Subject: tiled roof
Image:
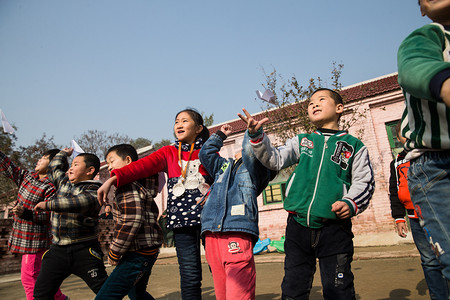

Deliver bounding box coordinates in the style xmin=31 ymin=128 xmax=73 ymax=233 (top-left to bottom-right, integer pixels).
xmin=208 ymin=73 xmax=400 ymax=135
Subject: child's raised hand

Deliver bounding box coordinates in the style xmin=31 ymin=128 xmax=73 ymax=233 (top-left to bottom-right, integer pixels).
xmin=63 ymin=147 xmax=74 ymax=156
xmin=331 ymin=201 xmax=352 ymax=219
xmin=237 ymin=108 xmax=269 ymax=135
xmin=221 ymin=124 xmax=232 ymax=137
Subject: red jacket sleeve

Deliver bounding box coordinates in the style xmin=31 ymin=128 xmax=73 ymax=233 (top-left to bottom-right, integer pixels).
xmin=112 ymin=146 xmax=170 ymax=187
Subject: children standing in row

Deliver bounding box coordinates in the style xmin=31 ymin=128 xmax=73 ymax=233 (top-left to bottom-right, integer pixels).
xmin=98 ymin=109 xmax=212 ymax=300
xmin=397 ymin=0 xmax=450 ymax=280
xmin=239 ymin=88 xmax=375 ymax=299
xmin=95 ymin=144 xmax=163 ymax=300
xmin=33 ymin=148 xmax=108 ymax=299
xmin=0 ymin=149 xmax=67 ymax=300
xmin=199 ymin=124 xmax=276 ymax=300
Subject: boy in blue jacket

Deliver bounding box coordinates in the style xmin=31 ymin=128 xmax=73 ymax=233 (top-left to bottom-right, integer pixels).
xmin=199 ymin=124 xmax=276 ymax=300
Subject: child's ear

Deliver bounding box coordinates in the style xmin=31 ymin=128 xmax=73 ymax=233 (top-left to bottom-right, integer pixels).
xmin=196 ymin=125 xmax=204 ymax=135
xmin=86 ymin=166 xmax=96 ymax=177
xmin=125 ymin=156 xmax=133 ymax=165
xmin=336 ymin=103 xmax=344 ymax=114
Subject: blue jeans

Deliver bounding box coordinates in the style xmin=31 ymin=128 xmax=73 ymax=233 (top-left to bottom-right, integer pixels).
xmin=95 ymin=252 xmax=158 ymax=300
xmin=408 ymin=151 xmax=450 ymax=281
xmin=410 ymin=218 xmax=449 ymax=300
xmin=173 ymin=225 xmax=202 ymax=300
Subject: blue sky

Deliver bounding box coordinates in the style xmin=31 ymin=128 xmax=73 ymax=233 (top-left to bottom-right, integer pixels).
xmin=0 ymin=1 xmax=428 ymax=148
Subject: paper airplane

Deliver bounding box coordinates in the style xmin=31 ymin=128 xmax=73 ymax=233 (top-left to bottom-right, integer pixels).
xmin=256 ymin=89 xmax=277 ymax=105
xmin=71 ymin=139 xmax=85 ymax=158
xmin=0 ymin=110 xmax=15 ymax=134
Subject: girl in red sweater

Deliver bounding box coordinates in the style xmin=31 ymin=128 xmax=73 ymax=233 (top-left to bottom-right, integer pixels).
xmin=98 ymin=108 xmax=211 ymax=300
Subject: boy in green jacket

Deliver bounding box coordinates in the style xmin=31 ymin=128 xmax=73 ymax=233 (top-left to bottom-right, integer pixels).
xmin=239 ymin=88 xmax=375 ymax=299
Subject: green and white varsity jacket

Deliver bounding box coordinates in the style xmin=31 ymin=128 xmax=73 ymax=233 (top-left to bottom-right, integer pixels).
xmin=250 ymin=129 xmax=375 ymax=228
xmin=398 ymin=23 xmax=450 ymax=151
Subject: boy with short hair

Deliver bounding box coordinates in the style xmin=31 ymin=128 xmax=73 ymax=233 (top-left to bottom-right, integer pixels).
xmin=397 ymin=0 xmax=450 ymax=280
xmin=95 ymin=144 xmax=163 ymax=300
xmin=33 ymin=148 xmax=108 ymax=300
xmin=0 ymin=149 xmax=67 ymax=300
xmin=199 ymin=124 xmax=276 ymax=300
xmin=239 ymin=88 xmax=375 ymax=299
xmin=389 ymin=121 xmax=448 ymax=299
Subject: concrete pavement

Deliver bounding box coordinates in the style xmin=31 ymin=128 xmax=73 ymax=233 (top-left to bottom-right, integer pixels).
xmin=0 ymin=243 xmax=433 ymax=299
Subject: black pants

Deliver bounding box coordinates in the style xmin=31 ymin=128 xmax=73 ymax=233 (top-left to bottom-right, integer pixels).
xmin=281 ymin=215 xmax=356 ymax=300
xmin=34 ymin=241 xmax=108 ymax=300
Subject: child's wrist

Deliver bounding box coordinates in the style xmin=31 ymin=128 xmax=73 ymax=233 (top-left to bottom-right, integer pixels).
xmin=248 ymin=127 xmax=263 ymax=138
xmin=216 ymin=130 xmax=227 ymax=140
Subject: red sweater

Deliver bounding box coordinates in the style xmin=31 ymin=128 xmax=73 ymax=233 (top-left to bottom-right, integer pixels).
xmin=112 ymin=142 xmax=211 ymax=229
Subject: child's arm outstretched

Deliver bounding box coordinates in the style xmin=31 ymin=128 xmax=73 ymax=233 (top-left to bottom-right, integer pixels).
xmin=98 ymin=147 xmax=169 ymax=205
xmin=199 ymin=124 xmax=232 ymax=176
xmin=238 ymin=108 xmax=300 ymax=170
xmin=35 ymin=183 xmax=101 ymax=214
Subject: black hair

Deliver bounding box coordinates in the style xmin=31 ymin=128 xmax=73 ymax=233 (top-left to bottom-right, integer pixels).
xmin=43 ymin=149 xmax=61 ymax=162
xmin=175 ymin=108 xmax=210 ymax=141
xmin=105 ymin=204 xmax=112 ymax=208
xmin=105 ymin=144 xmax=138 ymax=162
xmin=311 ymin=88 xmax=344 ymax=121
xmin=312 ymin=88 xmax=344 ymax=105
xmin=77 ymin=153 xmax=100 ymax=178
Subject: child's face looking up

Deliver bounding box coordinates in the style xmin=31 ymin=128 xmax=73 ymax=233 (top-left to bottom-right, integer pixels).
xmin=174 ymin=111 xmax=203 ymax=145
xmin=307 ymin=90 xmax=343 ymax=130
xmin=35 ymin=155 xmax=51 ymax=175
xmin=106 ymin=151 xmax=132 ymax=173
xmin=68 ymin=156 xmax=94 ymax=184
xmin=420 ymin=0 xmax=450 ymax=24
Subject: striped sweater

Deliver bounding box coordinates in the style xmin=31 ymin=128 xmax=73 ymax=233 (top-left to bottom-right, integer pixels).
xmin=398 ymin=23 xmax=450 ymax=151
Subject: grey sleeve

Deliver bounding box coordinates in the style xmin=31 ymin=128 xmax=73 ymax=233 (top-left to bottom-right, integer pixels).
xmin=250 ymin=133 xmax=300 ymax=171
xmin=342 ymin=146 xmax=375 ymax=215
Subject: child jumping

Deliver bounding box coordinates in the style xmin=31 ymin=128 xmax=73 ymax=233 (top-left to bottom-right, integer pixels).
xmin=95 ymin=144 xmax=163 ymax=300
xmin=33 ymin=148 xmax=108 ymax=299
xmin=0 ymin=149 xmax=67 ymax=300
xmin=239 ymin=88 xmax=375 ymax=299
xmin=199 ymin=124 xmax=276 ymax=300
xmin=98 ymin=108 xmax=212 ymax=300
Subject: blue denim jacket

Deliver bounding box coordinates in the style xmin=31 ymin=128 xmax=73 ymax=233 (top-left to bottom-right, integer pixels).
xmin=199 ymin=131 xmax=276 ymax=239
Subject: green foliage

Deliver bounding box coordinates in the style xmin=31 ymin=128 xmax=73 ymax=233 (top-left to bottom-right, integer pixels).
xmin=202 ymin=112 xmax=214 ymax=127
xmin=131 ymin=137 xmax=152 ymax=150
xmin=153 ymin=139 xmax=172 ymax=150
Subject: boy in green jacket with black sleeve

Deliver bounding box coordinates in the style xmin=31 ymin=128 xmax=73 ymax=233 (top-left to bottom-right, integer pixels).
xmin=239 ymin=88 xmax=375 ymax=299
